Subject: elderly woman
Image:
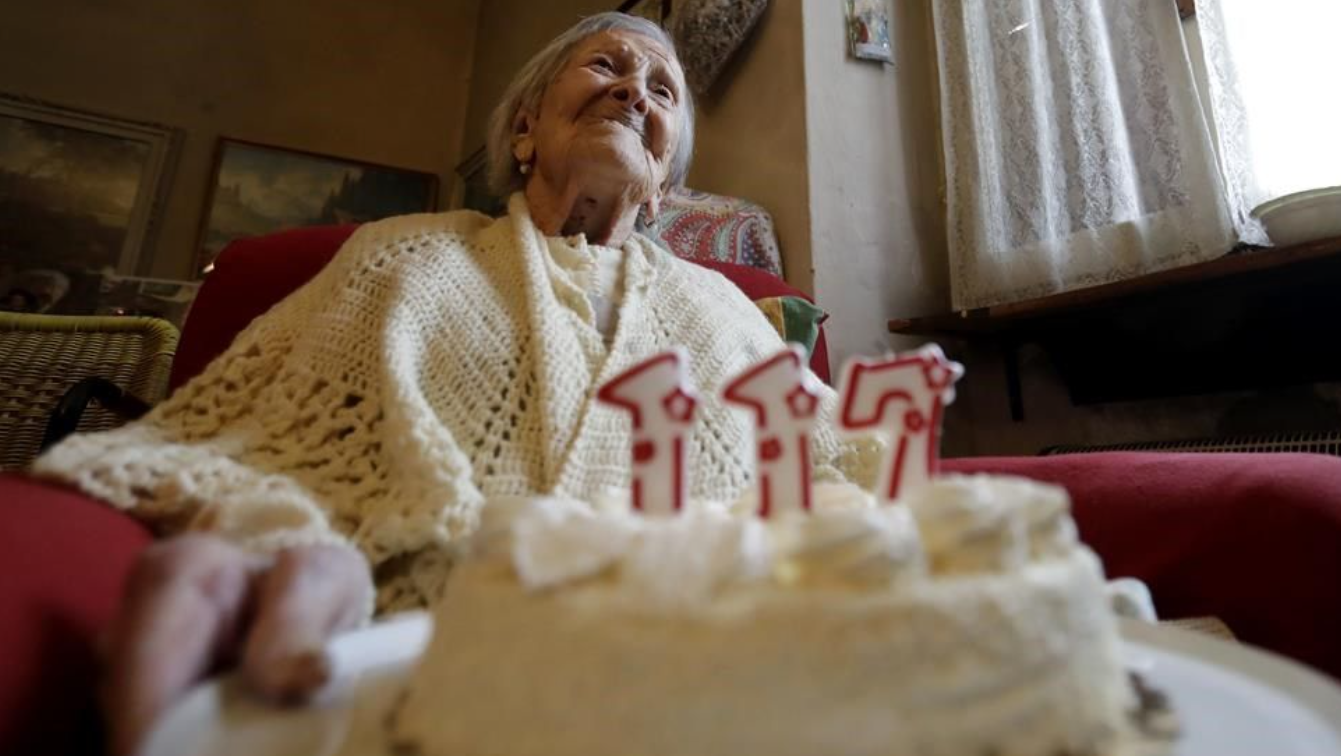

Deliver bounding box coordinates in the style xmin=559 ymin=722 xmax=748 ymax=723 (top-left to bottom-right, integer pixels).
xmin=30 ymin=12 xmax=870 ymax=756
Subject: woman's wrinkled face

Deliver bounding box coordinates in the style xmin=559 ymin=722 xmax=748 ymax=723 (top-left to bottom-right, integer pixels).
xmin=517 ymin=30 xmax=685 ymax=199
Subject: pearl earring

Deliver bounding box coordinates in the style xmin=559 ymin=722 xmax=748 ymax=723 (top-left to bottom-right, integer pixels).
xmin=519 ymin=162 xmax=532 ymax=175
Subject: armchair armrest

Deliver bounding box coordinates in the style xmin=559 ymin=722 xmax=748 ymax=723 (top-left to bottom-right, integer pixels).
xmin=946 ymin=451 xmax=1341 ymax=680
xmin=0 ymin=474 xmax=151 ymax=754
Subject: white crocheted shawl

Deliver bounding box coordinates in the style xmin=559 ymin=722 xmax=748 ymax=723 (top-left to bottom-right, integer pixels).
xmin=35 ymin=195 xmax=873 ymax=610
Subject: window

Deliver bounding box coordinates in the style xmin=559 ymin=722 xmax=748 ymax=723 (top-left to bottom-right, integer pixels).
xmin=1198 ymin=1 xmax=1341 ymax=204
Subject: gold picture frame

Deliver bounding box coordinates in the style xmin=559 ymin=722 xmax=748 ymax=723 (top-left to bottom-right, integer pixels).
xmin=195 ymin=138 xmax=438 ymax=276
xmin=0 ymin=94 xmax=178 ymax=277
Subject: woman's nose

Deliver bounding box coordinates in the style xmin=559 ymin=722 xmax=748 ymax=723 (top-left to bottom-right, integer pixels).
xmin=611 ymin=80 xmax=650 ymax=114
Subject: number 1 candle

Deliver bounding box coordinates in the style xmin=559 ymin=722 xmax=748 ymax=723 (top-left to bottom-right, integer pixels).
xmin=722 ymin=345 xmax=821 ymax=518
xmin=837 ymin=344 xmax=964 ymax=504
xmin=596 ymin=349 xmax=699 ymax=515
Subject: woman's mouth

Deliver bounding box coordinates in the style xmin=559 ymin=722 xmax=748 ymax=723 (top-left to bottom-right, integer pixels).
xmin=585 ymin=110 xmax=650 ymax=148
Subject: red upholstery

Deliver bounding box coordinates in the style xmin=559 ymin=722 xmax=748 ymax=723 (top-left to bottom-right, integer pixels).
xmin=945 ymin=452 xmax=1341 ymax=681
xmin=170 ymin=224 xmax=361 ymax=392
xmin=0 ymin=474 xmax=152 ymax=755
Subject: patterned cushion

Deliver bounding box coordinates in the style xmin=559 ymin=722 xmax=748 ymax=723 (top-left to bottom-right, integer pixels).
xmin=648 ymin=189 xmax=784 ymax=277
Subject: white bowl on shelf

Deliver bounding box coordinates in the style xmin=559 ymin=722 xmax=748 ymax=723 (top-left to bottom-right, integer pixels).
xmin=1251 ymin=187 xmax=1341 ymax=247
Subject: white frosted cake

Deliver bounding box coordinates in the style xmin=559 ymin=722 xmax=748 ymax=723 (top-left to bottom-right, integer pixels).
xmin=390 ymin=476 xmax=1172 ymax=756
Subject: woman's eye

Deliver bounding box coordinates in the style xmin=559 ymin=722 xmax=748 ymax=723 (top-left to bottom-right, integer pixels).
xmin=591 ymin=58 xmax=614 ymax=72
xmin=655 ymin=85 xmax=674 ymax=101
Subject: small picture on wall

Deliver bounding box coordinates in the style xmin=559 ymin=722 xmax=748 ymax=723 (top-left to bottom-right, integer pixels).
xmin=847 ymin=0 xmax=894 ymax=63
xmin=196 ymin=139 xmax=438 ymax=276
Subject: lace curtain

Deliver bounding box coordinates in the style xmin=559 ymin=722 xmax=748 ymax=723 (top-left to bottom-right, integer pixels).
xmin=931 ymin=0 xmax=1237 ymax=311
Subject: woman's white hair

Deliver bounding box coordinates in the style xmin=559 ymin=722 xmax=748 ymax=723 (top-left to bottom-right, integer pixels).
xmin=485 ymin=12 xmax=696 ymax=197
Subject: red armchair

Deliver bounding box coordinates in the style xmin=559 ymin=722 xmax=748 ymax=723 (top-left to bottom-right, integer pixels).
xmin=4 ymin=225 xmax=1341 ymax=755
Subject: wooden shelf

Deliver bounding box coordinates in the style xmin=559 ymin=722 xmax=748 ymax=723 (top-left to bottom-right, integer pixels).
xmin=888 ymin=236 xmax=1341 ymax=420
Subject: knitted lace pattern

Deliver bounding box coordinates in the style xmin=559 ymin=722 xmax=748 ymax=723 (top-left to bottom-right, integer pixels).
xmin=34 ymin=195 xmax=877 ymax=612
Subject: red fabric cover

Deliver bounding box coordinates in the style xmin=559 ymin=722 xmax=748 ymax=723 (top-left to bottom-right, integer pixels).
xmin=653 ymin=189 xmax=785 ymax=277
xmin=945 ymin=452 xmax=1341 ymax=681
xmin=170 ymin=224 xmax=360 ymax=391
xmin=171 ymin=225 xmax=831 ymax=390
xmin=0 ymin=474 xmax=152 ymax=755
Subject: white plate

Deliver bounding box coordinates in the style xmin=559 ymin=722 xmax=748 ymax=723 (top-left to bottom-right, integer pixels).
xmin=141 ymin=615 xmax=1341 ymax=756
xmin=138 ymin=612 xmax=434 ymax=756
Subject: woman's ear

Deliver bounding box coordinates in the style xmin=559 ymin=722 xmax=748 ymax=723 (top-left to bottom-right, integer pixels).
xmin=512 ymin=111 xmax=537 ymax=166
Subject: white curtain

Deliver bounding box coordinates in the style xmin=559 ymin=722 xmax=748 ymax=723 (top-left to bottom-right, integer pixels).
xmin=931 ymin=0 xmax=1237 ymax=311
xmin=1196 ymin=0 xmax=1341 ymax=215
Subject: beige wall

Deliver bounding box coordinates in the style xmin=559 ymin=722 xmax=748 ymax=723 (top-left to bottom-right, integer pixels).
xmin=801 ymin=0 xmax=948 ymax=370
xmin=685 ymin=0 xmax=813 ymax=293
xmin=0 ymin=0 xmax=480 ymax=280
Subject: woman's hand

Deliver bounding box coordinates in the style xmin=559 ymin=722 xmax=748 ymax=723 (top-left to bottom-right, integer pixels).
xmin=101 ymin=534 xmax=372 ymax=756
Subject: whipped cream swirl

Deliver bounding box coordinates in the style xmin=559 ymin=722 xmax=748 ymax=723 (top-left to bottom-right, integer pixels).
xmin=770 ymin=506 xmax=926 ymax=588
xmin=904 ymin=475 xmax=1031 ymax=576
xmin=474 ymin=476 xmax=1079 ymax=605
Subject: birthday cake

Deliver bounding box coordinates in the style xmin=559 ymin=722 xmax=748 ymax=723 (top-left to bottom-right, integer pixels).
xmin=389 ymin=346 xmax=1175 ymax=756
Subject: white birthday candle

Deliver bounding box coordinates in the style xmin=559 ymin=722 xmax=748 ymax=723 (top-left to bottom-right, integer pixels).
xmin=837 ymin=344 xmax=964 ymax=504
xmin=722 ymin=345 xmax=821 ymax=518
xmin=596 ymin=349 xmax=699 ymax=515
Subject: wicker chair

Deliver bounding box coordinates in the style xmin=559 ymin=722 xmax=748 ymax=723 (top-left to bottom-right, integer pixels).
xmin=0 ymin=313 xmax=178 ymax=471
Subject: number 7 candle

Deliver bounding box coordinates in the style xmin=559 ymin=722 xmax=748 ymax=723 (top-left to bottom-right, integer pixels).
xmin=721 ymin=345 xmax=821 ymax=518
xmin=596 ymin=349 xmax=699 ymax=516
xmin=837 ymin=344 xmax=964 ymax=504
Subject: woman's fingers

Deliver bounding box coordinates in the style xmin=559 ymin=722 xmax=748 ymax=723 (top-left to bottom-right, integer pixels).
xmin=101 ymin=535 xmax=263 ymax=756
xmin=241 ymin=544 xmax=372 ymax=703
xmin=101 ymin=538 xmax=371 ymax=755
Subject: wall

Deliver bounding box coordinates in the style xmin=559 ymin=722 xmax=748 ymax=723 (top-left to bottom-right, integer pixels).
xmin=800 ymin=0 xmax=949 ymax=369
xmin=684 ymin=0 xmax=813 ymax=293
xmin=0 ymin=0 xmax=480 ymax=280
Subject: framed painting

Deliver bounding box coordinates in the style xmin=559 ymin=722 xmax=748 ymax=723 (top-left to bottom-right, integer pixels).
xmin=847 ymin=0 xmax=894 ymax=63
xmin=0 ymin=95 xmax=177 ymax=309
xmin=195 ymin=139 xmax=439 ymax=276
xmin=618 ymin=0 xmax=671 ymax=25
